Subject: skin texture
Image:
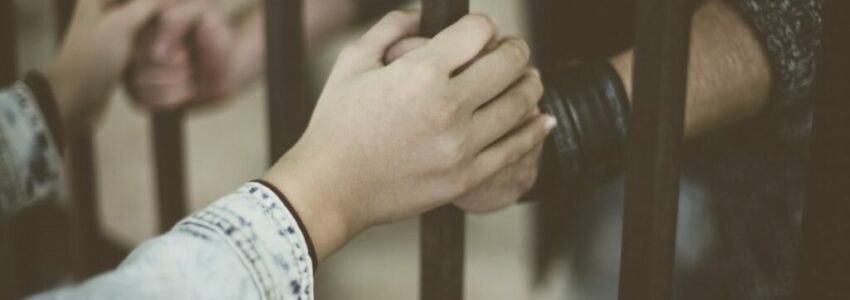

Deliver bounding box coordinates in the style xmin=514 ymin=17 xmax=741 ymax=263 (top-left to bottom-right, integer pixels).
xmin=262 ymin=12 xmax=554 ymax=261
xmin=46 ymin=0 xmax=169 ymax=132
xmin=610 ymin=0 xmax=773 ymax=139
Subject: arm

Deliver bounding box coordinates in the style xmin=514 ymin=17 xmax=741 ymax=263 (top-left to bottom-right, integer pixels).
xmin=611 ymin=0 xmax=773 ymax=139
xmin=541 ymin=0 xmax=820 ymax=183
xmin=0 ymin=0 xmax=162 ymax=217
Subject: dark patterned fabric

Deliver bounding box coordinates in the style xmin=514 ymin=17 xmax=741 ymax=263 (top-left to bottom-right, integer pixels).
xmin=730 ymin=0 xmax=823 ymax=108
xmin=0 ymin=81 xmax=62 ymax=217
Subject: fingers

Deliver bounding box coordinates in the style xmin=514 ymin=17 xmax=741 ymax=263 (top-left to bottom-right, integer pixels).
xmin=450 ymin=37 xmax=532 ymax=111
xmin=383 ymin=37 xmax=429 ymax=64
xmin=468 ymin=69 xmax=544 ymax=149
xmin=104 ymin=0 xmax=163 ymax=34
xmin=150 ymin=0 xmax=208 ymax=61
xmin=340 ymin=11 xmax=422 ymax=71
xmin=471 ymin=114 xmax=556 ymax=185
xmin=454 ymin=143 xmax=543 ymax=214
xmin=402 ymin=14 xmax=497 ymax=73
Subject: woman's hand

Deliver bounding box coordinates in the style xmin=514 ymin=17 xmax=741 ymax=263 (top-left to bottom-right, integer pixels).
xmin=46 ymin=0 xmax=166 ymax=131
xmin=263 ymin=11 xmax=554 ymax=260
xmin=385 ymin=36 xmax=546 ymax=214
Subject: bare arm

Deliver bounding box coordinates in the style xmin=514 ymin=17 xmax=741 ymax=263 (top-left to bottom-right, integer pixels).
xmin=610 ymin=0 xmax=773 ymax=139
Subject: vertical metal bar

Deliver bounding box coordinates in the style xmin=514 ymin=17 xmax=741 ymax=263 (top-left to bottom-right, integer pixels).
xmin=419 ymin=2 xmax=468 ymax=300
xmin=0 ymin=0 xmax=15 ymax=86
xmin=152 ymin=111 xmax=187 ymax=231
xmin=264 ymin=0 xmax=309 ymax=162
xmin=68 ymin=132 xmax=101 ymax=277
xmin=794 ymin=0 xmax=850 ymax=298
xmin=617 ymin=0 xmax=692 ymax=299
xmin=0 ymin=0 xmax=15 ymax=286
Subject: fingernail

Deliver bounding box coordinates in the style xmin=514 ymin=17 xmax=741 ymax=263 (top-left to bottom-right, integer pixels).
xmin=544 ymin=115 xmax=557 ymax=131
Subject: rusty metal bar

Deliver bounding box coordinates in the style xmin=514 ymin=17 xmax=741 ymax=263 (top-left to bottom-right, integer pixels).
xmin=419 ymin=2 xmax=468 ymax=300
xmin=264 ymin=0 xmax=309 ymax=162
xmin=152 ymin=111 xmax=188 ymax=231
xmin=794 ymin=0 xmax=850 ymax=298
xmin=617 ymin=0 xmax=692 ymax=299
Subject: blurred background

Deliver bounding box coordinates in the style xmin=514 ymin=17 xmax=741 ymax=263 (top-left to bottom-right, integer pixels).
xmin=9 ymin=0 xmax=580 ymax=298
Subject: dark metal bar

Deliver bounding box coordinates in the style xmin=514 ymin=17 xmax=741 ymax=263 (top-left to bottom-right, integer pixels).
xmin=617 ymin=0 xmax=692 ymax=299
xmin=152 ymin=111 xmax=188 ymax=231
xmin=0 ymin=4 xmax=17 ymax=295
xmin=419 ymin=2 xmax=468 ymax=300
xmin=264 ymin=0 xmax=309 ymax=162
xmin=0 ymin=0 xmax=16 ymax=86
xmin=68 ymin=132 xmax=102 ymax=277
xmin=794 ymin=0 xmax=850 ymax=298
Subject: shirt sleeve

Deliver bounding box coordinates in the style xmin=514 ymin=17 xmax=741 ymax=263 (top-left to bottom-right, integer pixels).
xmin=0 ymin=77 xmax=63 ymax=217
xmin=29 ymin=182 xmax=317 ymax=300
xmin=726 ymin=0 xmax=824 ymax=108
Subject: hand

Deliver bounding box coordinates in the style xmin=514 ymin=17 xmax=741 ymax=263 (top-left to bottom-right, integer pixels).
xmin=46 ymin=0 xmax=164 ymax=131
xmin=385 ymin=36 xmax=546 ymax=214
xmin=126 ymin=0 xmax=239 ymax=109
xmin=262 ymin=11 xmax=554 ymax=260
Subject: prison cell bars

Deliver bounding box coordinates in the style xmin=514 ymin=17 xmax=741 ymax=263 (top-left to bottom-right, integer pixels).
xmin=794 ymin=0 xmax=850 ymax=298
xmin=419 ymin=2 xmax=469 ymax=300
xmin=617 ymin=0 xmax=692 ymax=299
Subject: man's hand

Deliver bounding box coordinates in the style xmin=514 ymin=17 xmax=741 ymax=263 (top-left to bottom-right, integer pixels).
xmin=46 ymin=0 xmax=165 ymax=131
xmin=262 ymin=11 xmax=554 ymax=260
xmin=126 ymin=0 xmax=239 ymax=109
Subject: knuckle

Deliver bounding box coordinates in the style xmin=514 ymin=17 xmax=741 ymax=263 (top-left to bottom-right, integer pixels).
xmin=429 ymin=105 xmax=459 ymax=130
xmin=464 ymin=14 xmax=497 ymax=37
xmin=436 ymin=136 xmax=466 ymax=166
xmin=411 ymin=59 xmax=443 ymax=82
xmin=501 ymin=38 xmax=531 ymax=66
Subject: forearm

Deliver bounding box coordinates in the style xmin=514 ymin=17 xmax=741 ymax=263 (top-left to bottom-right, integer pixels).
xmin=610 ymin=0 xmax=772 ymax=139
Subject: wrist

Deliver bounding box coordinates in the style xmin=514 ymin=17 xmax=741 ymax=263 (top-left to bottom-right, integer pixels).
xmin=44 ymin=62 xmax=82 ymax=132
xmin=261 ymin=150 xmax=365 ymax=262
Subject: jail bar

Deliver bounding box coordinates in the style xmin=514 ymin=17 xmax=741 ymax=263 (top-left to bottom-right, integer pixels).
xmin=617 ymin=0 xmax=692 ymax=299
xmin=419 ymin=1 xmax=469 ymax=300
xmin=0 ymin=0 xmax=16 ymax=297
xmin=152 ymin=111 xmax=188 ymax=231
xmin=794 ymin=0 xmax=850 ymax=298
xmin=264 ymin=0 xmax=309 ymax=162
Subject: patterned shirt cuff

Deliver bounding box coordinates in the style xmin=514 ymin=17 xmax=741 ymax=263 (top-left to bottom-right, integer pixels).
xmin=175 ymin=182 xmax=316 ymax=299
xmin=0 ymin=81 xmax=63 ymax=215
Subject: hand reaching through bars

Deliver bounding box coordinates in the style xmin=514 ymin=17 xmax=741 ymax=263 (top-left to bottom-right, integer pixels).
xmin=125 ymin=0 xmax=375 ymax=110
xmin=44 ymin=0 xmax=166 ymax=132
xmin=385 ymin=36 xmax=546 ymax=213
xmin=262 ymin=11 xmax=554 ymax=260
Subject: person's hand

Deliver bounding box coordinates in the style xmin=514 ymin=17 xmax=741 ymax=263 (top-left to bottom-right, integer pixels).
xmin=385 ymin=36 xmax=545 ymax=213
xmin=46 ymin=0 xmax=165 ymax=131
xmin=126 ymin=0 xmax=239 ymax=109
xmin=262 ymin=11 xmax=554 ymax=260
